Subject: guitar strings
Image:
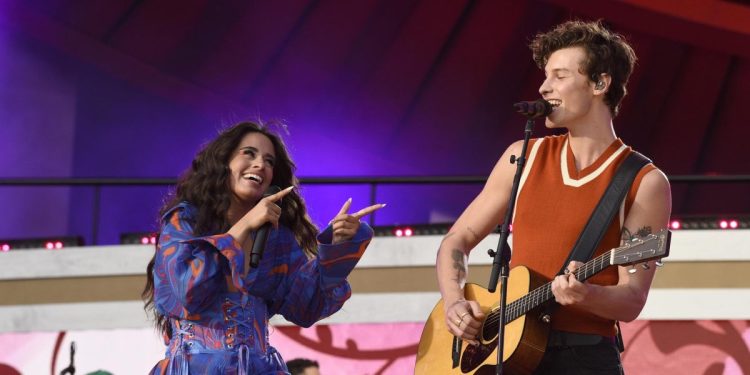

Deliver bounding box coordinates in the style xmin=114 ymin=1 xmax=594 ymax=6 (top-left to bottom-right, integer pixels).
xmin=477 ymin=233 xmax=662 ymax=330
xmin=480 ymin=252 xmax=612 ymax=328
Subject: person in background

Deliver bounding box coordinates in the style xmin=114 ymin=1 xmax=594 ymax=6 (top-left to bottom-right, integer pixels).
xmin=143 ymin=120 xmax=384 ymax=374
xmin=285 ymin=358 xmax=321 ymax=375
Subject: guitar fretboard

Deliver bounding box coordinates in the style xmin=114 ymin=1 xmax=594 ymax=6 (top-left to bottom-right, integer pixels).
xmin=505 ymin=252 xmax=612 ymax=322
xmin=480 ymin=231 xmax=667 ymax=331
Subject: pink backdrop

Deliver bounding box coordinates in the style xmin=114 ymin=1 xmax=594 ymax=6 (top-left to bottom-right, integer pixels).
xmin=0 ymin=321 xmax=748 ymax=374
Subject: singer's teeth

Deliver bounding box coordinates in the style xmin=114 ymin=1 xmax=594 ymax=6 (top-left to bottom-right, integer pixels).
xmin=548 ymin=99 xmax=562 ymax=107
xmin=243 ymin=174 xmax=263 ymax=183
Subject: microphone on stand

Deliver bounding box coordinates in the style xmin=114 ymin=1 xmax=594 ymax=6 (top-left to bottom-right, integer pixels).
xmin=513 ymin=99 xmax=553 ymax=118
xmin=249 ymin=185 xmax=282 ymax=268
xmin=488 ymin=98 xmax=552 ymax=374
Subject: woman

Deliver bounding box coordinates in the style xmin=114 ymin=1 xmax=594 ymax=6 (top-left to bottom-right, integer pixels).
xmin=143 ymin=121 xmax=383 ymax=374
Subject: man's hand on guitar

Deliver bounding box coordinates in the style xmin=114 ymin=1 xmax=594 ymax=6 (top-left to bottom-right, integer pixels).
xmin=551 ymin=261 xmax=591 ymax=305
xmin=444 ymin=298 xmax=486 ymax=346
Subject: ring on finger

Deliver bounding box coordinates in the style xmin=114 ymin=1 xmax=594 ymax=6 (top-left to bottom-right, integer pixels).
xmin=454 ymin=319 xmax=462 ymax=326
xmin=459 ymin=312 xmax=470 ymax=321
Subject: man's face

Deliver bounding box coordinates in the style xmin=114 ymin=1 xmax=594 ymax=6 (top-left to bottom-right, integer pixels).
xmin=301 ymin=367 xmax=320 ymax=375
xmin=538 ymin=46 xmax=599 ymax=128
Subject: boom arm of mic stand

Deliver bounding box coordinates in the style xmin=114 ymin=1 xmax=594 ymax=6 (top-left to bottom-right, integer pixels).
xmin=486 ymin=118 xmax=535 ymax=375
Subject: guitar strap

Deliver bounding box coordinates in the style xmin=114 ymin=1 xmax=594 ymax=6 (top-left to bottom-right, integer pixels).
xmin=554 ymin=150 xmax=651 ymax=352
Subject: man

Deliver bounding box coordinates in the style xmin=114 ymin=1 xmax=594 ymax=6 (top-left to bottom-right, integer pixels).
xmin=435 ymin=20 xmax=671 ymax=374
xmin=285 ymin=358 xmax=321 ymax=375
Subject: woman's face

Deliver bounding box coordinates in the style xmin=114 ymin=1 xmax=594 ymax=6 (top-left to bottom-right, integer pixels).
xmin=227 ymin=132 xmax=276 ymax=209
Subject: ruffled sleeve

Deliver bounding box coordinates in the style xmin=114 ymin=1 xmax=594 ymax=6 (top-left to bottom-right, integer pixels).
xmin=267 ymin=223 xmax=373 ymax=327
xmin=152 ymin=203 xmax=247 ymax=318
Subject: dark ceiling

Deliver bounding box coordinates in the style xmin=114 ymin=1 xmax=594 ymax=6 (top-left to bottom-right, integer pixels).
xmin=2 ymin=0 xmax=749 ymax=217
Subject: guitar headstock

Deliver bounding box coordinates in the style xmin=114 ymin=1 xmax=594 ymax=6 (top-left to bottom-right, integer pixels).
xmin=611 ymin=229 xmax=671 ymax=266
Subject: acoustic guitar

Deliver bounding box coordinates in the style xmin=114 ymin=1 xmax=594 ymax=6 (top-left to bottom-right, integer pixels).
xmin=415 ymin=229 xmax=671 ymax=374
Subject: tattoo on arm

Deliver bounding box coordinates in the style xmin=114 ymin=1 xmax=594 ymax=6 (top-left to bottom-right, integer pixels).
xmin=621 ymin=227 xmax=633 ymax=242
xmin=450 ymin=249 xmax=467 ymax=283
xmin=635 ymin=226 xmax=652 ymax=238
xmin=621 ymin=226 xmax=653 ymax=242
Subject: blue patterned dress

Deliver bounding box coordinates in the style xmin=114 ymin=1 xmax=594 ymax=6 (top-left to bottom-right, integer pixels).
xmin=149 ymin=202 xmax=373 ymax=374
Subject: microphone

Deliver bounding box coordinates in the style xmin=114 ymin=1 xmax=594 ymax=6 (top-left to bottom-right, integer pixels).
xmin=513 ymin=99 xmax=552 ymax=118
xmin=250 ymin=185 xmax=282 ymax=268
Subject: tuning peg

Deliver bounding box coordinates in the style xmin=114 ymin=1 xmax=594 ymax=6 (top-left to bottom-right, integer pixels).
xmin=641 ymin=263 xmax=650 ymax=270
xmin=487 ymin=249 xmax=496 ymax=257
xmin=655 ymin=260 xmax=664 ymax=267
xmin=628 ymin=265 xmax=637 ymax=274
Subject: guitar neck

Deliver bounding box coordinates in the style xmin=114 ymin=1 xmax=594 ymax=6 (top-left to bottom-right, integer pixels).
xmin=486 ymin=230 xmax=669 ymax=325
xmin=504 ymin=251 xmax=612 ymax=322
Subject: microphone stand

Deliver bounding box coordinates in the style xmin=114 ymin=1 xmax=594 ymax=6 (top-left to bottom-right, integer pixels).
xmin=486 ymin=117 xmax=536 ymax=375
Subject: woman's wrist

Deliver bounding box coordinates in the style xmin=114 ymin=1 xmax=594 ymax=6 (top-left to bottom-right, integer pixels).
xmin=227 ymin=224 xmax=250 ymax=244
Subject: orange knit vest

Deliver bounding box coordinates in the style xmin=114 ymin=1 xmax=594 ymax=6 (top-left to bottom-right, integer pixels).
xmin=509 ymin=134 xmax=655 ymax=336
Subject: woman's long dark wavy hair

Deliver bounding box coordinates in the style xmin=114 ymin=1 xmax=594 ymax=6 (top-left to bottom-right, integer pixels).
xmin=142 ymin=121 xmax=318 ymax=336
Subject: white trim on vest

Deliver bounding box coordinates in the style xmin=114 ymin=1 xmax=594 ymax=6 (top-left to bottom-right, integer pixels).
xmin=512 ymin=138 xmax=544 ymax=222
xmin=560 ymin=138 xmax=628 ymax=187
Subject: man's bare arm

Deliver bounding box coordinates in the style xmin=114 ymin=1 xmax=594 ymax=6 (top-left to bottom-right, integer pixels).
xmin=570 ymin=168 xmax=672 ymax=321
xmin=436 ymin=141 xmax=522 ymax=340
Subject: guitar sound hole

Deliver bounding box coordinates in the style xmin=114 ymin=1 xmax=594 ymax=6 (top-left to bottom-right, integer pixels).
xmin=481 ymin=313 xmax=499 ymax=342
xmin=460 ymin=337 xmax=498 ymax=372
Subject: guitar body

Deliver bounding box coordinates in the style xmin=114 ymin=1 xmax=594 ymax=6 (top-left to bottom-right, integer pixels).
xmin=415 ymin=266 xmax=550 ymax=375
xmin=415 ymin=231 xmax=671 ymax=374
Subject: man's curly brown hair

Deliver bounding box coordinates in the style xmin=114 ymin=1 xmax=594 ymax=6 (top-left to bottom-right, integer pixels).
xmin=530 ymin=20 xmax=636 ymax=116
